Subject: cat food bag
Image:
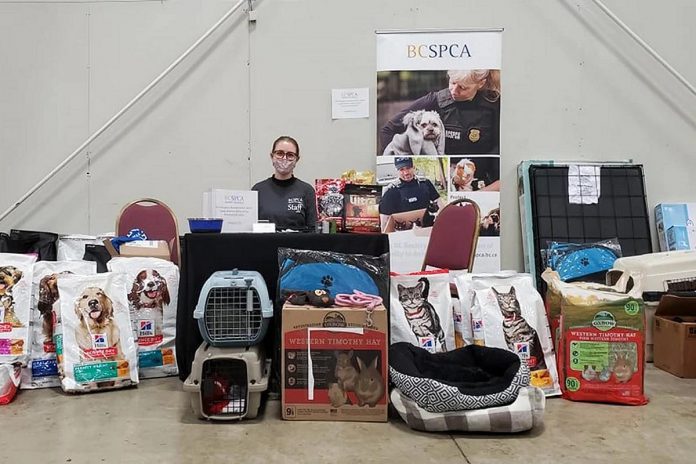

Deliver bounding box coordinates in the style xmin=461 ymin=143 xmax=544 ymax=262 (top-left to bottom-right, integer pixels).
xmin=55 ymin=272 xmax=138 ymax=393
xmin=453 ymin=271 xmax=526 ymax=347
xmin=107 ymin=257 xmax=179 ymax=378
xmin=463 ymin=273 xmax=560 ymax=396
xmin=315 ymin=178 xmax=346 ymax=229
xmin=343 ymin=184 xmax=382 ymax=233
xmin=0 ymin=253 xmax=37 ymax=365
xmin=544 ymin=270 xmax=648 ymax=405
xmin=390 ymin=270 xmax=454 ymax=353
xmin=21 ymin=260 xmax=97 ymax=389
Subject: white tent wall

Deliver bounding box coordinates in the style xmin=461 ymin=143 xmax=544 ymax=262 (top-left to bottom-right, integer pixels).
xmin=1 ymin=0 xmax=695 ymax=272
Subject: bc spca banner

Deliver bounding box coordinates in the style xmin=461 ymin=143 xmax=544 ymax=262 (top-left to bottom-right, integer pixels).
xmin=376 ymin=30 xmax=502 ymax=273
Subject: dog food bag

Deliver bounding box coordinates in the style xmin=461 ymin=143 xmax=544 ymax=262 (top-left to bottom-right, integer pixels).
xmin=55 ymin=272 xmax=138 ymax=393
xmin=343 ymin=184 xmax=382 ymax=234
xmin=544 ymin=270 xmax=648 ymax=405
xmin=390 ymin=270 xmax=454 ymax=353
xmin=472 ymin=273 xmax=561 ymax=397
xmin=315 ymin=178 xmax=346 ymax=229
xmin=107 ymin=257 xmax=179 ymax=378
xmin=21 ymin=260 xmax=97 ymax=389
xmin=0 ymin=253 xmax=37 ymax=365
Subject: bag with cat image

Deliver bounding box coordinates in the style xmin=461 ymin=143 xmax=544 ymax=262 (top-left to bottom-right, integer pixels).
xmin=469 ymin=273 xmax=561 ymax=397
xmin=0 ymin=253 xmax=37 ymax=365
xmin=453 ymin=271 xmax=523 ymax=347
xmin=21 ymin=260 xmax=97 ymax=389
xmin=390 ymin=270 xmax=454 ymax=353
xmin=55 ymin=272 xmax=139 ymax=393
xmin=107 ymin=257 xmax=179 ymax=378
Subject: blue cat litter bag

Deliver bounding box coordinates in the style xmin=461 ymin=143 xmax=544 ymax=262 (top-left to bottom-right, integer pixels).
xmin=277 ymin=248 xmax=389 ymax=303
xmin=547 ymin=241 xmax=620 ymax=282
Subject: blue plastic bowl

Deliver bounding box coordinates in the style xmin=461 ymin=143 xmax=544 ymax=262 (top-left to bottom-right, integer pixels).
xmin=188 ymin=218 xmax=224 ymax=233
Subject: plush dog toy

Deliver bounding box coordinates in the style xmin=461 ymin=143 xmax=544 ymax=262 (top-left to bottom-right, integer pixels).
xmin=283 ymin=289 xmax=334 ymax=307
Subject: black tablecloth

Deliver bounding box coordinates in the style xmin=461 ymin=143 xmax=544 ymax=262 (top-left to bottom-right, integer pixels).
xmin=176 ymin=232 xmax=390 ymax=383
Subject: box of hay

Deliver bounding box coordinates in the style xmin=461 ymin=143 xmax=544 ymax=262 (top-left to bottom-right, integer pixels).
xmin=544 ymin=270 xmax=648 ymax=405
xmin=281 ymin=303 xmax=388 ymax=422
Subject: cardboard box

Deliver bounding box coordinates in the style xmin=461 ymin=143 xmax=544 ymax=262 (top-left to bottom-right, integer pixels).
xmin=103 ymin=239 xmax=171 ymax=261
xmin=655 ymin=203 xmax=696 ymax=251
xmin=281 ymin=303 xmax=388 ymax=422
xmin=653 ymin=295 xmax=696 ymax=378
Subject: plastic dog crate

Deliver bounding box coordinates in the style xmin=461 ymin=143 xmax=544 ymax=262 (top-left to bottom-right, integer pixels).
xmin=607 ymin=250 xmax=696 ymax=362
xmin=193 ymin=270 xmax=273 ymax=347
xmin=183 ymin=343 xmax=270 ymax=420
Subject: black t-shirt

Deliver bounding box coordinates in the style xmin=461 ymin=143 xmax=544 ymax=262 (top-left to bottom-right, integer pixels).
xmin=379 ymin=178 xmax=440 ymax=215
xmin=252 ymin=176 xmax=317 ymax=231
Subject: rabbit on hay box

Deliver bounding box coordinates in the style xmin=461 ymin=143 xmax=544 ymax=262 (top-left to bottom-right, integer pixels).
xmin=281 ymin=302 xmax=388 ymax=422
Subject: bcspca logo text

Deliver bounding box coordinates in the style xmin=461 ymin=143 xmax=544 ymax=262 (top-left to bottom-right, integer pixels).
xmin=287 ymin=198 xmax=303 ymax=213
xmin=407 ymin=43 xmax=471 ymax=58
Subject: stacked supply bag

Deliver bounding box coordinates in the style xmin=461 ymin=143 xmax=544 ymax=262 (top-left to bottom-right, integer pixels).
xmin=453 ymin=272 xmax=560 ymax=396
xmin=22 ymin=260 xmax=97 ymax=389
xmin=107 ymin=257 xmax=179 ymax=378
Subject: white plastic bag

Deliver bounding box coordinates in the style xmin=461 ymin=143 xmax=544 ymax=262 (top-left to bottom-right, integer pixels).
xmin=57 ymin=234 xmax=112 ymax=261
xmin=390 ymin=270 xmax=454 ymax=353
xmin=21 ymin=260 xmax=96 ymax=389
xmin=0 ymin=253 xmax=37 ymax=365
xmin=55 ymin=272 xmax=138 ymax=392
xmin=107 ymin=257 xmax=179 ymax=378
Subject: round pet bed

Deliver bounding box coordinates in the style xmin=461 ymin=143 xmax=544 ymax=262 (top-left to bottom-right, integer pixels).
xmin=389 ymin=342 xmax=530 ymax=413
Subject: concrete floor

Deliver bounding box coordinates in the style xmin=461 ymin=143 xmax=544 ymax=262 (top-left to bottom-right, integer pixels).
xmin=3 ymin=364 xmax=695 ymax=464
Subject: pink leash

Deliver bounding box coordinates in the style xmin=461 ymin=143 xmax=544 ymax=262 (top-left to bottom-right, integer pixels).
xmin=334 ymin=290 xmax=383 ymax=309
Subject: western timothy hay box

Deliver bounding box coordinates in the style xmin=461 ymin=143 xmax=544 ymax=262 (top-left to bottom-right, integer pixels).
xmin=281 ymin=303 xmax=388 ymax=422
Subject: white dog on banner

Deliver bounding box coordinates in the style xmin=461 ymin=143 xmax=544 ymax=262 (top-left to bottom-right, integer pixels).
xmin=383 ymin=110 xmax=446 ymax=156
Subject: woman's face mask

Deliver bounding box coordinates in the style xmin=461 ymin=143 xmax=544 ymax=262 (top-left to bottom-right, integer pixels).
xmin=273 ymin=157 xmax=296 ymax=175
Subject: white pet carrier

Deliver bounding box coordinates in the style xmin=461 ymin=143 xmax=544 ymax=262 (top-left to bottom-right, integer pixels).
xmin=183 ymin=343 xmax=270 ymax=420
xmin=193 ymin=270 xmax=273 ymax=347
xmin=607 ymin=250 xmax=696 ymax=361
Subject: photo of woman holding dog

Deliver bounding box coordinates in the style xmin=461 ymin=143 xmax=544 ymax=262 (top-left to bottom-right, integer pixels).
xmin=378 ymin=69 xmax=500 ymax=156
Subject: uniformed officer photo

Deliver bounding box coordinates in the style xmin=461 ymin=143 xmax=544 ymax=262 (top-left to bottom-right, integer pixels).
xmin=378 ymin=69 xmax=500 ymax=156
xmin=379 ymin=157 xmax=447 ymax=233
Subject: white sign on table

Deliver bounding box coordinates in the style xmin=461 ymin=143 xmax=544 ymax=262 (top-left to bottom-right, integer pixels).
xmin=202 ymin=189 xmax=258 ymax=232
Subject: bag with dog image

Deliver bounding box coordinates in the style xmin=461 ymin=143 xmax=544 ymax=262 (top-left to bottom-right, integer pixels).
xmin=21 ymin=260 xmax=97 ymax=389
xmin=0 ymin=253 xmax=37 ymax=365
xmin=107 ymin=257 xmax=179 ymax=378
xmin=55 ymin=272 xmax=138 ymax=393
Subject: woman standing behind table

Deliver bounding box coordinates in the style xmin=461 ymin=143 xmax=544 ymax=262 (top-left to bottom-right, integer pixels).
xmin=252 ymin=136 xmax=317 ymax=231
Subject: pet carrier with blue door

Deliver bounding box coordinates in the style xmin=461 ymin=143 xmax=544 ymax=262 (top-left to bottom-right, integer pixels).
xmin=193 ymin=270 xmax=273 ymax=347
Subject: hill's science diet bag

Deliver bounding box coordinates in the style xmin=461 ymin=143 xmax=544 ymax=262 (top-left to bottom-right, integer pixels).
xmin=55 ymin=272 xmax=138 ymax=393
xmin=22 ymin=260 xmax=97 ymax=389
xmin=0 ymin=253 xmax=37 ymax=365
xmin=464 ymin=273 xmax=560 ymax=396
xmin=107 ymin=257 xmax=179 ymax=378
xmin=543 ymin=270 xmax=648 ymax=405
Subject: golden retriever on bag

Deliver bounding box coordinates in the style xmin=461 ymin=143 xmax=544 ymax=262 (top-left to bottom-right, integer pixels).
xmin=74 ymin=287 xmax=123 ymax=361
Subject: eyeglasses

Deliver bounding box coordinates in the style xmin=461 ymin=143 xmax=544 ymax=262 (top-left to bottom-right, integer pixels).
xmin=272 ymin=150 xmax=298 ymax=160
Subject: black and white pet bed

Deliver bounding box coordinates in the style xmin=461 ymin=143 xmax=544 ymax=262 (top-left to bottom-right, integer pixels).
xmin=391 ymin=386 xmax=545 ymax=433
xmin=389 ymin=342 xmax=530 ymax=413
